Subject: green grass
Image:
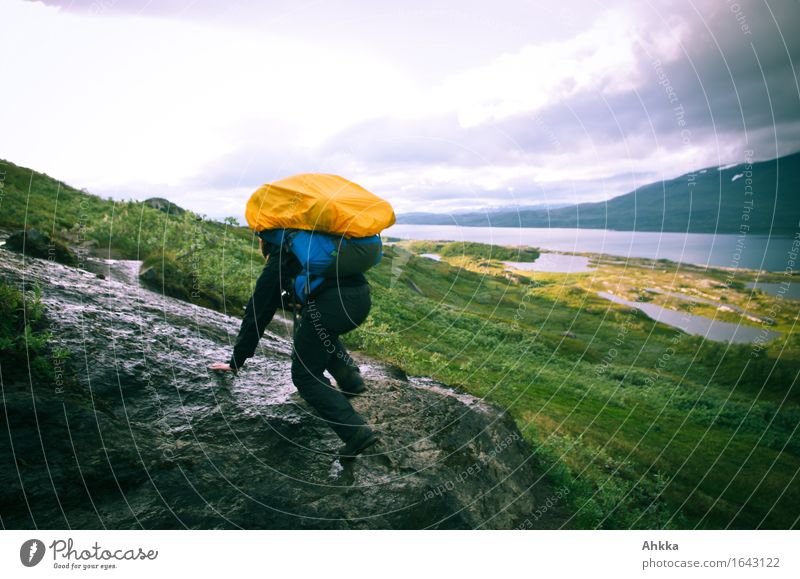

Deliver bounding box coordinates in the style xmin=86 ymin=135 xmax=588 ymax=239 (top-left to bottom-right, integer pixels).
xmin=2 ymin=158 xmax=798 ymax=529
xmin=407 ymin=240 xmax=540 ymax=262
xmin=0 ymin=158 xmax=263 ymax=314
xmin=345 ymin=243 xmax=800 ymax=528
xmin=0 ymin=280 xmax=52 ymax=382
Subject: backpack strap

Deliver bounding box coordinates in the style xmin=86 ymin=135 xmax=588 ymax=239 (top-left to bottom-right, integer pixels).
xmin=260 ymin=228 xmax=303 ymax=336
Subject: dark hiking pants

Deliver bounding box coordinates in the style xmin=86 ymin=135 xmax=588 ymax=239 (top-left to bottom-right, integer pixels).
xmin=290 ymin=283 xmax=371 ymax=443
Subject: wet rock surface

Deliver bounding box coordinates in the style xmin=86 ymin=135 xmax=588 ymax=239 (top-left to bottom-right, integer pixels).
xmin=4 ymin=228 xmax=76 ymax=266
xmin=0 ymin=248 xmax=566 ymax=529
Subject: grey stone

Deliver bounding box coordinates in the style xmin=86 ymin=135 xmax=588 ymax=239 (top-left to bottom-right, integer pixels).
xmin=0 ymin=246 xmax=566 ymax=529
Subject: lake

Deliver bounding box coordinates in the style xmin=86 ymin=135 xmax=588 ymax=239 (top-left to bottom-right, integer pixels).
xmin=503 ymin=254 xmax=594 ymax=273
xmin=418 ymin=249 xmax=593 ymax=273
xmin=386 ymin=224 xmax=797 ymax=272
xmin=597 ymin=291 xmax=780 ymax=344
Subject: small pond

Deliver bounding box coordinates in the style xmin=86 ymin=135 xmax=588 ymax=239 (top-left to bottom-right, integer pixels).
xmin=597 ymin=291 xmax=780 ymax=344
xmin=644 ymin=288 xmax=765 ymax=322
xmin=746 ymin=281 xmax=800 ymax=300
xmin=504 ymin=253 xmax=594 ymax=274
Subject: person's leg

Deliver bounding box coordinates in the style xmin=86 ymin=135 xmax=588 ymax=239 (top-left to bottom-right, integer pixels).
xmin=327 ymin=338 xmax=357 ymax=372
xmin=327 ymin=338 xmax=366 ymax=395
xmin=291 ymin=284 xmax=371 ymax=443
xmin=319 ymin=283 xmax=371 ymax=376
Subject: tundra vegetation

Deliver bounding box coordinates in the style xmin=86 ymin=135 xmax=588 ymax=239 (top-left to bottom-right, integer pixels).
xmin=2 ymin=158 xmax=798 ymax=529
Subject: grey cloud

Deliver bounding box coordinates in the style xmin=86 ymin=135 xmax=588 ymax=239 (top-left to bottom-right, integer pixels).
xmin=163 ymin=0 xmax=800 ymax=215
xmin=484 ymin=1 xmax=800 ymax=174
xmin=184 ymin=117 xmax=323 ymax=190
xmin=318 ymin=114 xmax=520 ymax=167
xmin=638 ymin=0 xmax=800 ymax=156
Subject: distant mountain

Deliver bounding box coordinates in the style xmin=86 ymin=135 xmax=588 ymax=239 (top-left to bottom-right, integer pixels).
xmin=398 ymin=203 xmax=572 ymax=223
xmin=396 ymin=152 xmax=800 ymax=234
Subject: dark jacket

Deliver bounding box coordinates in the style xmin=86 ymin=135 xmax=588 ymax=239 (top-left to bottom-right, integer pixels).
xmin=228 ymin=249 xmax=367 ymax=370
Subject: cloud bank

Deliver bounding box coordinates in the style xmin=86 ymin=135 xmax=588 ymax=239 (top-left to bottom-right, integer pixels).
xmin=2 ymin=0 xmax=798 ymax=219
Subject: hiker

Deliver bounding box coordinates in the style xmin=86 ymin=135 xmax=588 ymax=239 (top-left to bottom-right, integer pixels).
xmin=209 ymin=233 xmax=379 ymax=457
xmin=209 ymin=173 xmax=394 ymax=457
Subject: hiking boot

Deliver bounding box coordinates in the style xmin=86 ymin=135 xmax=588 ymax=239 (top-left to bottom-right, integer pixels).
xmin=338 ymin=426 xmax=378 ymax=458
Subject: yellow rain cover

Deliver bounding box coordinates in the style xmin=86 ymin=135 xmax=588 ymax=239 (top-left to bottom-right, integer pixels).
xmin=245 ymin=173 xmax=396 ymax=238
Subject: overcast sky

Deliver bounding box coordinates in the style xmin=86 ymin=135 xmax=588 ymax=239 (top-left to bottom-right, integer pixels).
xmin=2 ymin=0 xmax=799 ymax=220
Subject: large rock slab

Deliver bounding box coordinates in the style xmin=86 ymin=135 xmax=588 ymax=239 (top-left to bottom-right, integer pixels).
xmin=0 ymin=247 xmax=565 ymax=529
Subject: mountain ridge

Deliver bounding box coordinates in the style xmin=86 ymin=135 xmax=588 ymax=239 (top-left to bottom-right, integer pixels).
xmin=396 ymin=152 xmax=800 ymax=234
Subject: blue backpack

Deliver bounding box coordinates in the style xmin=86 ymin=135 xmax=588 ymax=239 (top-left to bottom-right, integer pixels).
xmin=258 ymin=228 xmax=383 ymax=304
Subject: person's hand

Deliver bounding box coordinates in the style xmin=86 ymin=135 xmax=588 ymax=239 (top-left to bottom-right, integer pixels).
xmin=208 ymin=362 xmax=235 ymax=372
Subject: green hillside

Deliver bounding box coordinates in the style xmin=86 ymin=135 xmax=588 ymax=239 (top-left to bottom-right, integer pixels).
xmin=0 ymin=158 xmax=262 ymax=313
xmin=352 ymin=242 xmax=799 ymax=529
xmin=397 ymin=152 xmax=800 ymax=234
